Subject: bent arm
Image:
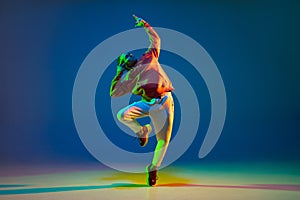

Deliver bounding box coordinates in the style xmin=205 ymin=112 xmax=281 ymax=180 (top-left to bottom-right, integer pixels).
xmin=110 ymin=69 xmax=125 ymax=97
xmin=110 ymin=67 xmax=140 ymax=97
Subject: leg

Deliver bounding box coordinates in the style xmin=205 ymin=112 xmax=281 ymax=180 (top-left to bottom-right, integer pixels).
xmin=117 ymin=101 xmax=151 ymax=133
xmin=149 ymin=92 xmax=174 ymax=168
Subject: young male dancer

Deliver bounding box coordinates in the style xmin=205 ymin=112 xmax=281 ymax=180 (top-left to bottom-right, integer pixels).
xmin=110 ymin=15 xmax=174 ymax=186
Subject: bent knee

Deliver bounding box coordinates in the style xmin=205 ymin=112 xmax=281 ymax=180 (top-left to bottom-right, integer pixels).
xmin=117 ymin=109 xmax=132 ymax=122
xmin=117 ymin=110 xmax=125 ymax=122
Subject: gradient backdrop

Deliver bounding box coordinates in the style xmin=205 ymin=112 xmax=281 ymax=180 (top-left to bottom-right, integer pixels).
xmin=0 ymin=0 xmax=299 ymax=167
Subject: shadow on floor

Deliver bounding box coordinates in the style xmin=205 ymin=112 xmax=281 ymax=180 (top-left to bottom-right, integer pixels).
xmin=1 ymin=182 xmax=300 ymax=195
xmin=158 ymin=183 xmax=300 ymax=191
xmin=0 ymin=184 xmax=29 ymax=188
xmin=0 ymin=183 xmax=148 ymax=195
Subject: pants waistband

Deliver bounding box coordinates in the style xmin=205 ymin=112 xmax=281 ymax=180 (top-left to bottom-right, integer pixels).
xmin=142 ymin=92 xmax=171 ymax=102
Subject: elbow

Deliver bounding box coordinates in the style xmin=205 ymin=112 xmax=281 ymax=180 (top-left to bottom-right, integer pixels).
xmin=156 ymin=36 xmax=161 ymax=44
xmin=110 ymin=90 xmax=123 ymax=97
xmin=110 ymin=90 xmax=117 ymax=97
xmin=152 ymin=36 xmax=160 ymax=45
xmin=110 ymin=83 xmax=118 ymax=97
xmin=110 ymin=93 xmax=118 ymax=98
xmin=154 ymin=36 xmax=161 ymax=48
xmin=110 ymin=87 xmax=116 ymax=97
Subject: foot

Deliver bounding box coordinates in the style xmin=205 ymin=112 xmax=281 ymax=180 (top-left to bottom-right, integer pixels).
xmin=137 ymin=124 xmax=152 ymax=147
xmin=146 ymin=164 xmax=158 ymax=186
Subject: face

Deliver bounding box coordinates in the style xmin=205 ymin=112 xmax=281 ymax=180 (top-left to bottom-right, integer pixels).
xmin=125 ymin=53 xmax=137 ymax=68
xmin=118 ymin=53 xmax=137 ymax=70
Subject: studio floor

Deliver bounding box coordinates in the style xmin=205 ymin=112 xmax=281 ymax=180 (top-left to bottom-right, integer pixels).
xmin=0 ymin=162 xmax=299 ymax=200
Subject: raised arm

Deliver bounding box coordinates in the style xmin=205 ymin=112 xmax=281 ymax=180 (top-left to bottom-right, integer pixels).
xmin=133 ymin=15 xmax=160 ymax=58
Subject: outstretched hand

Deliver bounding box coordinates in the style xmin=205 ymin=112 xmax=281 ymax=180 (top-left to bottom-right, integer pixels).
xmin=133 ymin=14 xmax=146 ymax=27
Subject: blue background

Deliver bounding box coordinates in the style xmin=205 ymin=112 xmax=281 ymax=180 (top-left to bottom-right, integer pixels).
xmin=1 ymin=0 xmax=299 ymax=166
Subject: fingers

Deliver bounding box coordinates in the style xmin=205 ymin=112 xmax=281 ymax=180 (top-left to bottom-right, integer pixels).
xmin=133 ymin=14 xmax=138 ymax=20
xmin=133 ymin=14 xmax=146 ymax=27
xmin=133 ymin=14 xmax=142 ymax=22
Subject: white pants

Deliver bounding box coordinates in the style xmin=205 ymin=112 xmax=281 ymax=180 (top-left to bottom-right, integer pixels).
xmin=117 ymin=92 xmax=174 ymax=168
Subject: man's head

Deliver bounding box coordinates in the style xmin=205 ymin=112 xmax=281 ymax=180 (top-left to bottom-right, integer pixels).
xmin=117 ymin=52 xmax=137 ymax=71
